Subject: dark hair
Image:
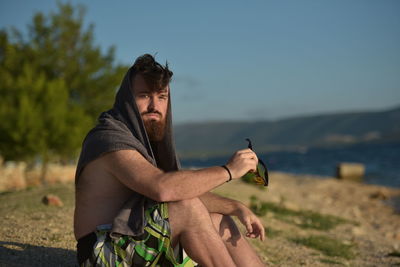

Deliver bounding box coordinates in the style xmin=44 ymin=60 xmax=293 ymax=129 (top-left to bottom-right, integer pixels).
xmin=132 ymin=54 xmax=173 ymax=91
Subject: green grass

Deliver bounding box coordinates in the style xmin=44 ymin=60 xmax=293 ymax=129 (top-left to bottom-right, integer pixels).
xmin=291 ymin=235 xmax=355 ymax=259
xmin=265 ymin=227 xmax=282 ymax=239
xmin=276 ymin=209 xmax=349 ymax=231
xmin=249 ymin=195 xmax=269 ymax=216
xmin=249 ymin=195 xmax=354 ymax=231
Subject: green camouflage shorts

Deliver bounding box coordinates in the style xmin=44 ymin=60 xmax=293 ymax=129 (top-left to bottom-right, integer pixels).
xmin=80 ymin=203 xmax=195 ymax=267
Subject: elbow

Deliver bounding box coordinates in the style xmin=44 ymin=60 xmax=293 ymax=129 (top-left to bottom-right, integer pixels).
xmin=152 ymin=178 xmax=175 ymax=202
xmin=156 ymin=190 xmax=172 ymax=202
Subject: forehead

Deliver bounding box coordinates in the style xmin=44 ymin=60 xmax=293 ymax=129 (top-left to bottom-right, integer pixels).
xmin=132 ymin=74 xmax=169 ymax=94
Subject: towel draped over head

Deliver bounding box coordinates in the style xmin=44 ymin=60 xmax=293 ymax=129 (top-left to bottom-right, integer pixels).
xmin=75 ymin=63 xmax=180 ymax=237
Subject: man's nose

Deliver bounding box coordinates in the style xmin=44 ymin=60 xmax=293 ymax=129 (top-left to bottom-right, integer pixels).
xmin=147 ymin=95 xmax=158 ymax=111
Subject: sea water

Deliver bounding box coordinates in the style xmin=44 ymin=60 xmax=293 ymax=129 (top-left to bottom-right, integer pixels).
xmin=180 ymin=142 xmax=400 ymax=188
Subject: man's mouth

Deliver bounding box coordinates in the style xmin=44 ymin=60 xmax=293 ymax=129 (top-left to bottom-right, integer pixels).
xmin=144 ymin=113 xmax=161 ymax=119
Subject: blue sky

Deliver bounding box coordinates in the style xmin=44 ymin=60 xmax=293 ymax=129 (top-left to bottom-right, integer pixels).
xmin=1 ymin=0 xmax=399 ymax=124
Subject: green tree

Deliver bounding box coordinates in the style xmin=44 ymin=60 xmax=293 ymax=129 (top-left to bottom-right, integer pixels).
xmin=0 ymin=3 xmax=127 ymax=182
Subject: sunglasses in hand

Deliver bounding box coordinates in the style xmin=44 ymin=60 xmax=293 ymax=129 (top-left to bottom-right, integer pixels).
xmin=241 ymin=138 xmax=269 ymax=186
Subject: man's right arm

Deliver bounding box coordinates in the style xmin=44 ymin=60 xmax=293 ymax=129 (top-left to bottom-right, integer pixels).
xmin=101 ymin=149 xmax=257 ymax=202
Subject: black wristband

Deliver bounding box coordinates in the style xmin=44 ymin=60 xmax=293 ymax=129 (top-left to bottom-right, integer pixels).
xmin=221 ymin=165 xmax=232 ymax=183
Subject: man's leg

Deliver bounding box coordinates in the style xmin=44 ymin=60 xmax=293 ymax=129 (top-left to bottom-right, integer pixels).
xmin=210 ymin=213 xmax=265 ymax=267
xmin=168 ymin=198 xmax=237 ymax=267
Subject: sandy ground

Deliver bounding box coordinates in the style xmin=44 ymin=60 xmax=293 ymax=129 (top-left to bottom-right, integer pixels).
xmin=214 ymin=172 xmax=400 ymax=266
xmin=0 ymin=172 xmax=399 ymax=266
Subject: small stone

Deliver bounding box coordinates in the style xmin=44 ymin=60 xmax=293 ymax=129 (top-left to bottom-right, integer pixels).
xmin=369 ymin=189 xmax=390 ymax=200
xmin=42 ymin=194 xmax=63 ymax=207
xmin=336 ymin=162 xmax=365 ymax=182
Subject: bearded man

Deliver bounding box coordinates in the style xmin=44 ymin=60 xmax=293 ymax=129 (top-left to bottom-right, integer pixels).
xmin=74 ymin=54 xmax=266 ymax=267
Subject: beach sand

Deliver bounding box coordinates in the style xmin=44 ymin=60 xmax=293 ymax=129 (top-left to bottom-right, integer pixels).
xmin=214 ymin=172 xmax=400 ymax=266
xmin=0 ymin=171 xmax=399 ymax=266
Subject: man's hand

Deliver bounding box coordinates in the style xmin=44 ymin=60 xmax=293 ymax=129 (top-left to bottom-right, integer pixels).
xmin=234 ymin=204 xmax=265 ymax=241
xmin=226 ymin=148 xmax=258 ymax=179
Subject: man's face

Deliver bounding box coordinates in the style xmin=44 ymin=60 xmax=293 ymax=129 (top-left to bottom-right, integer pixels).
xmin=133 ymin=74 xmax=169 ymax=141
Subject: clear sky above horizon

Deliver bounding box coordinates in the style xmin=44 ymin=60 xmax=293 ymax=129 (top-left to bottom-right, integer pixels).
xmin=1 ymin=0 xmax=399 ymax=124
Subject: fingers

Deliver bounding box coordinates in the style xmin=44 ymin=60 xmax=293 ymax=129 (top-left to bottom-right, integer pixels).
xmin=236 ymin=148 xmax=254 ymax=154
xmin=246 ymin=220 xmax=265 ymax=241
xmin=238 ymin=207 xmax=265 ymax=241
xmin=236 ymin=149 xmax=258 ymax=170
xmin=245 ymin=219 xmax=253 ymax=235
xmin=227 ymin=148 xmax=259 ymax=179
xmin=236 ymin=149 xmax=258 ymax=160
xmin=260 ymin=224 xmax=265 ymax=241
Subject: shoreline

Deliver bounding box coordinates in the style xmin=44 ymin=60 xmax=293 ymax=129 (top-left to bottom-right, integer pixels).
xmin=185 ymin=164 xmax=400 ymax=189
xmin=0 ymin=161 xmax=399 ymax=192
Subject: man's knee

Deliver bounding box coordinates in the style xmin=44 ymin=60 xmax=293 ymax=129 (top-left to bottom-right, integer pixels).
xmin=210 ymin=213 xmax=241 ymax=244
xmin=168 ymin=198 xmax=217 ymax=247
xmin=168 ymin=198 xmax=210 ymax=226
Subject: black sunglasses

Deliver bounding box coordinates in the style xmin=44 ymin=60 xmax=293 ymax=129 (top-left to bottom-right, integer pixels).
xmin=246 ymin=138 xmax=269 ymax=186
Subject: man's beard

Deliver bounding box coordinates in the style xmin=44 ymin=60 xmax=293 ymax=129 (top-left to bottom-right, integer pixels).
xmin=143 ymin=117 xmax=166 ymax=142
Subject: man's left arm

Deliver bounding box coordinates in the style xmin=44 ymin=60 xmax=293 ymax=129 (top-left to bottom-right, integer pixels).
xmin=199 ymin=192 xmax=265 ymax=241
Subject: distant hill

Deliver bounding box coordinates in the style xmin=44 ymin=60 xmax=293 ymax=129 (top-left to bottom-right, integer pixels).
xmin=174 ymin=106 xmax=400 ymax=158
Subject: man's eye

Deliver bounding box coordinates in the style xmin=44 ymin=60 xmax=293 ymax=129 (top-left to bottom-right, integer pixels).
xmin=159 ymin=94 xmax=168 ymax=100
xmin=138 ymin=94 xmax=149 ymax=98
